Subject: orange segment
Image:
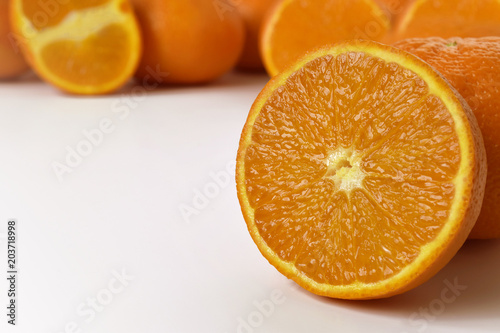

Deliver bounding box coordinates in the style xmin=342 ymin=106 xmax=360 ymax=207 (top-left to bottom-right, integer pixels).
xmin=11 ymin=0 xmax=141 ymax=94
xmin=237 ymin=41 xmax=487 ymax=299
xmin=261 ymin=0 xmax=391 ymax=76
xmin=40 ymin=24 xmax=132 ymax=86
xmin=394 ymin=0 xmax=500 ymax=41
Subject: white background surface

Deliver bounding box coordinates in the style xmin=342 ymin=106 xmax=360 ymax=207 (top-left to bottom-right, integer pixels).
xmin=0 ymin=72 xmax=499 ymax=333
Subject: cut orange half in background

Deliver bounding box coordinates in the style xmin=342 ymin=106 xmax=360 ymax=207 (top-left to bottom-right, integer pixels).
xmin=236 ymin=41 xmax=487 ymax=299
xmin=260 ymin=0 xmax=391 ymax=76
xmin=10 ymin=0 xmax=142 ymax=94
xmin=393 ymin=0 xmax=500 ymax=41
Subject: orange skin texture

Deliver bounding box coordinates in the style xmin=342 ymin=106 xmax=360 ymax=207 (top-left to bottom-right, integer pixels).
xmin=236 ymin=0 xmax=277 ymax=71
xmin=393 ymin=0 xmax=500 ymax=42
xmin=0 ymin=0 xmax=29 ymax=79
xmin=395 ymin=37 xmax=500 ymax=239
xmin=131 ymin=0 xmax=245 ymax=84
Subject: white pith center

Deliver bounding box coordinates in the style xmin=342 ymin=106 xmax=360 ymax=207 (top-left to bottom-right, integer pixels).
xmin=325 ymin=148 xmax=365 ymax=192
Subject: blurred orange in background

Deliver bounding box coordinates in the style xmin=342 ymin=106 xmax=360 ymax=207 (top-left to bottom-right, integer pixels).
xmin=131 ymin=0 xmax=245 ymax=84
xmin=0 ymin=0 xmax=29 ymax=79
xmin=235 ymin=0 xmax=277 ymax=71
xmin=10 ymin=0 xmax=142 ymax=94
xmin=393 ymin=0 xmax=500 ymax=41
xmin=2 ymin=0 xmax=500 ymax=91
xmin=260 ymin=0 xmax=391 ymax=76
xmin=376 ymin=0 xmax=410 ymax=22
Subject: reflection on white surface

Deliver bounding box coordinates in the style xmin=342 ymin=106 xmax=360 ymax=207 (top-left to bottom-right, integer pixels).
xmin=0 ymin=73 xmax=498 ymax=333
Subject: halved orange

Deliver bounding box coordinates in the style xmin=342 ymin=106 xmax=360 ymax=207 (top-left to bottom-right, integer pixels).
xmin=261 ymin=0 xmax=391 ymax=76
xmin=236 ymin=40 xmax=487 ymax=299
xmin=393 ymin=0 xmax=500 ymax=41
xmin=10 ymin=0 xmax=142 ymax=94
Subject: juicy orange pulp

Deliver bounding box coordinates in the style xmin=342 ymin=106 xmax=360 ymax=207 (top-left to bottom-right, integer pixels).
xmin=247 ymin=57 xmax=459 ymax=285
xmin=237 ymin=41 xmax=486 ymax=299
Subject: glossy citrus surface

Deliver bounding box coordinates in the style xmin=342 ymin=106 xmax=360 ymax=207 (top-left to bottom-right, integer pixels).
xmin=237 ymin=41 xmax=486 ymax=299
xmin=395 ymin=37 xmax=500 ymax=239
xmin=11 ymin=0 xmax=142 ymax=94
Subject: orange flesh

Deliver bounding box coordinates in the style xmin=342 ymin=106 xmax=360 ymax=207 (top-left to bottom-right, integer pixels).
xmin=244 ymin=53 xmax=461 ymax=285
xmin=12 ymin=0 xmax=141 ymax=94
xmin=41 ymin=24 xmax=132 ymax=86
xmin=22 ymin=0 xmax=110 ymax=30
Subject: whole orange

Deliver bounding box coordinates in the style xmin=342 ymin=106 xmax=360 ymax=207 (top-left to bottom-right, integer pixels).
xmin=395 ymin=37 xmax=500 ymax=239
xmin=132 ymin=0 xmax=245 ymax=84
xmin=0 ymin=0 xmax=29 ymax=79
xmin=236 ymin=0 xmax=277 ymax=71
